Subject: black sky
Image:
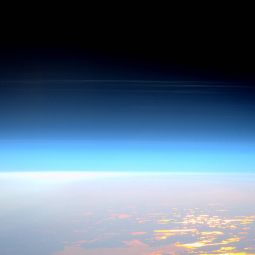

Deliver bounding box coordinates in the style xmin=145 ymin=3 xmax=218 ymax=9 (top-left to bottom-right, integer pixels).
xmin=0 ymin=20 xmax=254 ymax=82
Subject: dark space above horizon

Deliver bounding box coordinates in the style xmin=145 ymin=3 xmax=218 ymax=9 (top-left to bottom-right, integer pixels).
xmin=0 ymin=40 xmax=255 ymax=174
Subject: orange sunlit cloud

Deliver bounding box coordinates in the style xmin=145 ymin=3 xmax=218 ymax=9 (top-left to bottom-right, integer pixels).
xmin=131 ymin=232 xmax=147 ymax=235
xmin=201 ymin=231 xmax=224 ymax=235
xmin=212 ymin=246 xmax=236 ymax=252
xmin=153 ymin=229 xmax=197 ymax=240
xmin=204 ymin=253 xmax=252 ymax=255
xmin=154 ymin=229 xmax=197 ymax=233
xmin=82 ymin=212 xmax=92 ymax=216
xmin=71 ymin=239 xmax=99 ymax=244
xmin=138 ymin=219 xmax=150 ymax=223
xmin=176 ymin=236 xmax=245 ymax=250
xmin=123 ymin=240 xmax=148 ymax=246
xmin=52 ymin=239 xmax=188 ymax=255
xmin=111 ymin=214 xmax=132 ymax=219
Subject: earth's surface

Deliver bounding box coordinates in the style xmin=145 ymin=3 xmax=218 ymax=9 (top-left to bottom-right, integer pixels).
xmin=0 ymin=173 xmax=254 ymax=255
